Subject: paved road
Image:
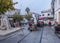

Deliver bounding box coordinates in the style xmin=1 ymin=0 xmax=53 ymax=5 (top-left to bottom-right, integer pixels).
xmin=41 ymin=26 xmax=60 ymax=43
xmin=18 ymin=26 xmax=60 ymax=43
xmin=18 ymin=27 xmax=43 ymax=43
xmin=0 ymin=25 xmax=60 ymax=43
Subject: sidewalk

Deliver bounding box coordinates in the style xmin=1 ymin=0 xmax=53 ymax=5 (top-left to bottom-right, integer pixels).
xmin=0 ymin=27 xmax=24 ymax=36
xmin=0 ymin=25 xmax=30 ymax=43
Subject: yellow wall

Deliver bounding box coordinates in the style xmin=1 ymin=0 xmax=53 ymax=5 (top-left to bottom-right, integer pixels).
xmin=58 ymin=12 xmax=60 ymax=24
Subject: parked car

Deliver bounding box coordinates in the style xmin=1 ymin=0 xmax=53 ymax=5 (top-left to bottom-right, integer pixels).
xmin=55 ymin=24 xmax=60 ymax=34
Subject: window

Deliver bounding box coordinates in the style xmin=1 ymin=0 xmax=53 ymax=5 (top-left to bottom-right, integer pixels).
xmin=42 ymin=14 xmax=44 ymax=16
xmin=48 ymin=14 xmax=50 ymax=16
xmin=40 ymin=15 xmax=41 ymax=16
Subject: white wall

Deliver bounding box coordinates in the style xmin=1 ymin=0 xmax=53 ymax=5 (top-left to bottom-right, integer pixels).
xmin=55 ymin=9 xmax=60 ymax=22
xmin=54 ymin=0 xmax=60 ymax=23
xmin=32 ymin=14 xmax=37 ymax=24
xmin=54 ymin=0 xmax=60 ymax=11
xmin=40 ymin=12 xmax=53 ymax=18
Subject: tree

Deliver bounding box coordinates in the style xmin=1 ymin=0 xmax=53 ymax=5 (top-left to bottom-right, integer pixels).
xmin=13 ymin=15 xmax=23 ymax=22
xmin=25 ymin=7 xmax=30 ymax=14
xmin=0 ymin=0 xmax=18 ymax=14
xmin=0 ymin=0 xmax=18 ymax=30
xmin=25 ymin=14 xmax=33 ymax=20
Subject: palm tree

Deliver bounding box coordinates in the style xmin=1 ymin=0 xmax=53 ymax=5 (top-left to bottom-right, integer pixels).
xmin=25 ymin=7 xmax=30 ymax=14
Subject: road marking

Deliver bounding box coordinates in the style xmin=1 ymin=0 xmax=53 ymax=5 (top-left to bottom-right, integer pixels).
xmin=17 ymin=32 xmax=31 ymax=43
xmin=39 ymin=27 xmax=44 ymax=43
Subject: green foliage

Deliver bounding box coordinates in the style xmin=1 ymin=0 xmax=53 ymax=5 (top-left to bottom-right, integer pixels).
xmin=0 ymin=0 xmax=18 ymax=14
xmin=13 ymin=15 xmax=23 ymax=22
xmin=25 ymin=7 xmax=30 ymax=14
xmin=25 ymin=14 xmax=33 ymax=20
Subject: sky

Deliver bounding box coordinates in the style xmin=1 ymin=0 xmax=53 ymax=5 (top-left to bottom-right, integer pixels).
xmin=13 ymin=0 xmax=51 ymax=15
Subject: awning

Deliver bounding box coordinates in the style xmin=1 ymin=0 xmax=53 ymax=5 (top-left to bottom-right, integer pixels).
xmin=38 ymin=17 xmax=45 ymax=20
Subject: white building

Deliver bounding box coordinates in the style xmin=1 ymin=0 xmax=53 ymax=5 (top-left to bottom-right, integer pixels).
xmin=27 ymin=12 xmax=39 ymax=24
xmin=5 ymin=9 xmax=20 ymax=20
xmin=52 ymin=0 xmax=60 ymax=24
xmin=39 ymin=9 xmax=54 ymax=25
xmin=40 ymin=9 xmax=53 ymax=18
xmin=31 ymin=12 xmax=39 ymax=24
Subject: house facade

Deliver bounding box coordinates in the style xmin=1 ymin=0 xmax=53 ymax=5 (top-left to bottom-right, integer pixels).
xmin=39 ymin=9 xmax=54 ymax=25
xmin=5 ymin=9 xmax=21 ymax=25
xmin=39 ymin=9 xmax=53 ymax=21
xmin=40 ymin=9 xmax=53 ymax=18
xmin=52 ymin=0 xmax=60 ymax=24
xmin=31 ymin=12 xmax=39 ymax=24
xmin=26 ymin=12 xmax=39 ymax=24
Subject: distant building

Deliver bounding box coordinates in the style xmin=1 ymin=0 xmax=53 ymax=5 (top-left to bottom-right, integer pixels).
xmin=31 ymin=12 xmax=39 ymax=24
xmin=26 ymin=12 xmax=39 ymax=24
xmin=51 ymin=0 xmax=60 ymax=24
xmin=39 ymin=9 xmax=53 ymax=20
xmin=39 ymin=9 xmax=54 ymax=25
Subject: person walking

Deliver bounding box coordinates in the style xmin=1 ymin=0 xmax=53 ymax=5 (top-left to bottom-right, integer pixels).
xmin=18 ymin=22 xmax=21 ymax=27
xmin=28 ymin=22 xmax=32 ymax=30
xmin=48 ymin=21 xmax=51 ymax=27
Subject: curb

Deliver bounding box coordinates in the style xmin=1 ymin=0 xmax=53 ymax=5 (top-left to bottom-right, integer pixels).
xmin=0 ymin=27 xmax=24 ymax=37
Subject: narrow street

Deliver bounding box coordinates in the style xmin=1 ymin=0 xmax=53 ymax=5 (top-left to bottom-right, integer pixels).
xmin=18 ymin=26 xmax=60 ymax=43
xmin=18 ymin=27 xmax=43 ymax=43
xmin=0 ymin=25 xmax=60 ymax=43
xmin=0 ymin=0 xmax=60 ymax=43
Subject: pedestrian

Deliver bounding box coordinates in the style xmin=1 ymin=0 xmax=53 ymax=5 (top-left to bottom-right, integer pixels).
xmin=18 ymin=22 xmax=21 ymax=27
xmin=28 ymin=22 xmax=32 ymax=30
xmin=48 ymin=21 xmax=51 ymax=27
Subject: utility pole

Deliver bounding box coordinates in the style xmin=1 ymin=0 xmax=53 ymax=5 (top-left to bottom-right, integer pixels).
xmin=51 ymin=0 xmax=55 ymax=20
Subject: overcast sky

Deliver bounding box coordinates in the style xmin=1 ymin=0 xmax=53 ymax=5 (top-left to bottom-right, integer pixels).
xmin=13 ymin=0 xmax=51 ymax=14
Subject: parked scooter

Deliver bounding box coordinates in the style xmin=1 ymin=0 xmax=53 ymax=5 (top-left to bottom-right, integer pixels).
xmin=28 ymin=22 xmax=37 ymax=31
xmin=55 ymin=24 xmax=60 ymax=34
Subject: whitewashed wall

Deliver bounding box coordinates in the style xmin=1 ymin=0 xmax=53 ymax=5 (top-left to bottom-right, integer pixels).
xmin=40 ymin=12 xmax=53 ymax=18
xmin=54 ymin=0 xmax=60 ymax=23
xmin=32 ymin=14 xmax=37 ymax=24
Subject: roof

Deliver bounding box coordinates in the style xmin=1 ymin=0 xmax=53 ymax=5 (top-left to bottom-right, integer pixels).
xmin=41 ymin=9 xmax=51 ymax=13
